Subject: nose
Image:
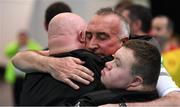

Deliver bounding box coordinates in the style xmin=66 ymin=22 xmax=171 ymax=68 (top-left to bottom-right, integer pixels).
xmin=105 ymin=61 xmax=112 ymax=71
xmin=87 ymin=36 xmax=98 ymax=52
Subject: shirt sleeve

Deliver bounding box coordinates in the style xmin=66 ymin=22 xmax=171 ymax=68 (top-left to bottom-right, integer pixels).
xmin=156 ymin=64 xmax=180 ymax=97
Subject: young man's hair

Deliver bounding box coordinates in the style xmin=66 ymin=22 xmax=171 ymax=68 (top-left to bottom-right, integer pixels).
xmin=96 ymin=7 xmax=130 ymax=39
xmin=123 ymin=40 xmax=161 ymax=87
xmin=45 ymin=2 xmax=71 ymax=26
xmin=125 ymin=4 xmax=152 ymax=33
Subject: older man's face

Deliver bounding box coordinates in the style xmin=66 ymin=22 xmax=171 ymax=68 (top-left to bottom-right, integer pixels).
xmin=101 ymin=47 xmax=135 ymax=89
xmin=85 ymin=14 xmax=123 ymax=57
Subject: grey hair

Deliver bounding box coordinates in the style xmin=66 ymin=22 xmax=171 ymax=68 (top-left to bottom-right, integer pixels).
xmin=96 ymin=7 xmax=130 ymax=39
xmin=118 ymin=16 xmax=130 ymax=39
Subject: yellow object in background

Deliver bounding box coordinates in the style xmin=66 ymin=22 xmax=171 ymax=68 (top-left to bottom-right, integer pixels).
xmin=162 ymin=48 xmax=180 ymax=87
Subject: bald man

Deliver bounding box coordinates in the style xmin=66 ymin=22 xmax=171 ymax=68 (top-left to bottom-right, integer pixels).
xmin=20 ymin=13 xmax=105 ymax=106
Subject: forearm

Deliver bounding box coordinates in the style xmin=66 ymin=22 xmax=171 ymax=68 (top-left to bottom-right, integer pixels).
xmin=12 ymin=50 xmax=94 ymax=89
xmin=12 ymin=50 xmax=50 ymax=73
xmin=100 ymin=92 xmax=180 ymax=107
xmin=127 ymin=91 xmax=180 ymax=106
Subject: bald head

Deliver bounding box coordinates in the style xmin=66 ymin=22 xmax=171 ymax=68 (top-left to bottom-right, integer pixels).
xmin=48 ymin=13 xmax=87 ymax=55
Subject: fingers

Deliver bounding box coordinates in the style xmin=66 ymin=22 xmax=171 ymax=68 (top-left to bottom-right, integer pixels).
xmin=71 ymin=74 xmax=90 ymax=85
xmin=71 ymin=57 xmax=94 ymax=79
xmin=77 ymin=64 xmax=94 ymax=77
xmin=75 ymin=68 xmax=94 ymax=82
xmin=68 ymin=57 xmax=94 ymax=76
xmin=63 ymin=78 xmax=80 ymax=90
xmin=64 ymin=73 xmax=92 ymax=90
xmin=72 ymin=57 xmax=84 ymax=64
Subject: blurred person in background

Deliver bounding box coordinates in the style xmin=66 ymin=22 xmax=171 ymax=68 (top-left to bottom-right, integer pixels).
xmin=42 ymin=1 xmax=72 ymax=50
xmin=44 ymin=2 xmax=72 ymax=33
xmin=121 ymin=4 xmax=152 ymax=36
xmin=114 ymin=0 xmax=133 ymax=14
xmin=120 ymin=4 xmax=161 ymax=51
xmin=151 ymin=15 xmax=174 ymax=52
xmin=4 ymin=30 xmax=42 ymax=105
xmin=151 ymin=15 xmax=180 ymax=87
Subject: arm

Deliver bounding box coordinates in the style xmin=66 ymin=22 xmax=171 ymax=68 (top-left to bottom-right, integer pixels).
xmin=99 ymin=92 xmax=180 ymax=107
xmin=20 ymin=50 xmax=103 ymax=105
xmin=127 ymin=91 xmax=180 ymax=106
xmin=12 ymin=50 xmax=94 ymax=89
xmin=12 ymin=50 xmax=50 ymax=73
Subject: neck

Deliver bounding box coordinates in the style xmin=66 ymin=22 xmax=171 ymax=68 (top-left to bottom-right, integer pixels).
xmin=48 ymin=35 xmax=85 ymax=55
xmin=127 ymin=84 xmax=156 ymax=92
xmin=126 ymin=85 xmax=156 ymax=92
xmin=49 ymin=44 xmax=84 ymax=55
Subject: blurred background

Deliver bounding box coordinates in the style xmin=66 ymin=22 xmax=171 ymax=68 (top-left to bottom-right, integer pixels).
xmin=0 ymin=0 xmax=179 ymax=105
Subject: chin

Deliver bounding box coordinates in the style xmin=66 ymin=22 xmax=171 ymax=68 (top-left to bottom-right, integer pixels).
xmin=100 ymin=77 xmax=103 ymax=83
xmin=101 ymin=78 xmax=110 ymax=88
xmin=100 ymin=77 xmax=107 ymax=86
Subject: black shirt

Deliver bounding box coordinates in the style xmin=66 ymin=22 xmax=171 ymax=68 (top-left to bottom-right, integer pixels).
xmin=20 ymin=49 xmax=106 ymax=106
xmin=76 ymin=89 xmax=158 ymax=106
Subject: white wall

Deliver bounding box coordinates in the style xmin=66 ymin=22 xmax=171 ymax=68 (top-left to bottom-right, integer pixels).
xmin=0 ymin=0 xmax=34 ymax=64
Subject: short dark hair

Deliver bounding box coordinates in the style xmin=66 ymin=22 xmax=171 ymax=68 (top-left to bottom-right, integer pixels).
xmin=126 ymin=5 xmax=152 ymax=33
xmin=45 ymin=2 xmax=71 ymax=26
xmin=123 ymin=40 xmax=161 ymax=87
xmin=114 ymin=0 xmax=133 ymax=14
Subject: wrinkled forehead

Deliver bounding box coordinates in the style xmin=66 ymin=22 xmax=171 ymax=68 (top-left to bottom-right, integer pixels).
xmin=87 ymin=15 xmax=120 ymax=33
xmin=89 ymin=14 xmax=120 ymax=25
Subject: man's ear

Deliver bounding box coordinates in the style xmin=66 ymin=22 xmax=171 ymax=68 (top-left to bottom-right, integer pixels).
xmin=129 ymin=75 xmax=143 ymax=87
xmin=78 ymin=31 xmax=85 ymax=43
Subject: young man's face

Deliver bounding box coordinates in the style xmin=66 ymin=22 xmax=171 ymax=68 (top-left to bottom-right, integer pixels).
xmin=85 ymin=14 xmax=123 ymax=57
xmin=101 ymin=47 xmax=135 ymax=89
